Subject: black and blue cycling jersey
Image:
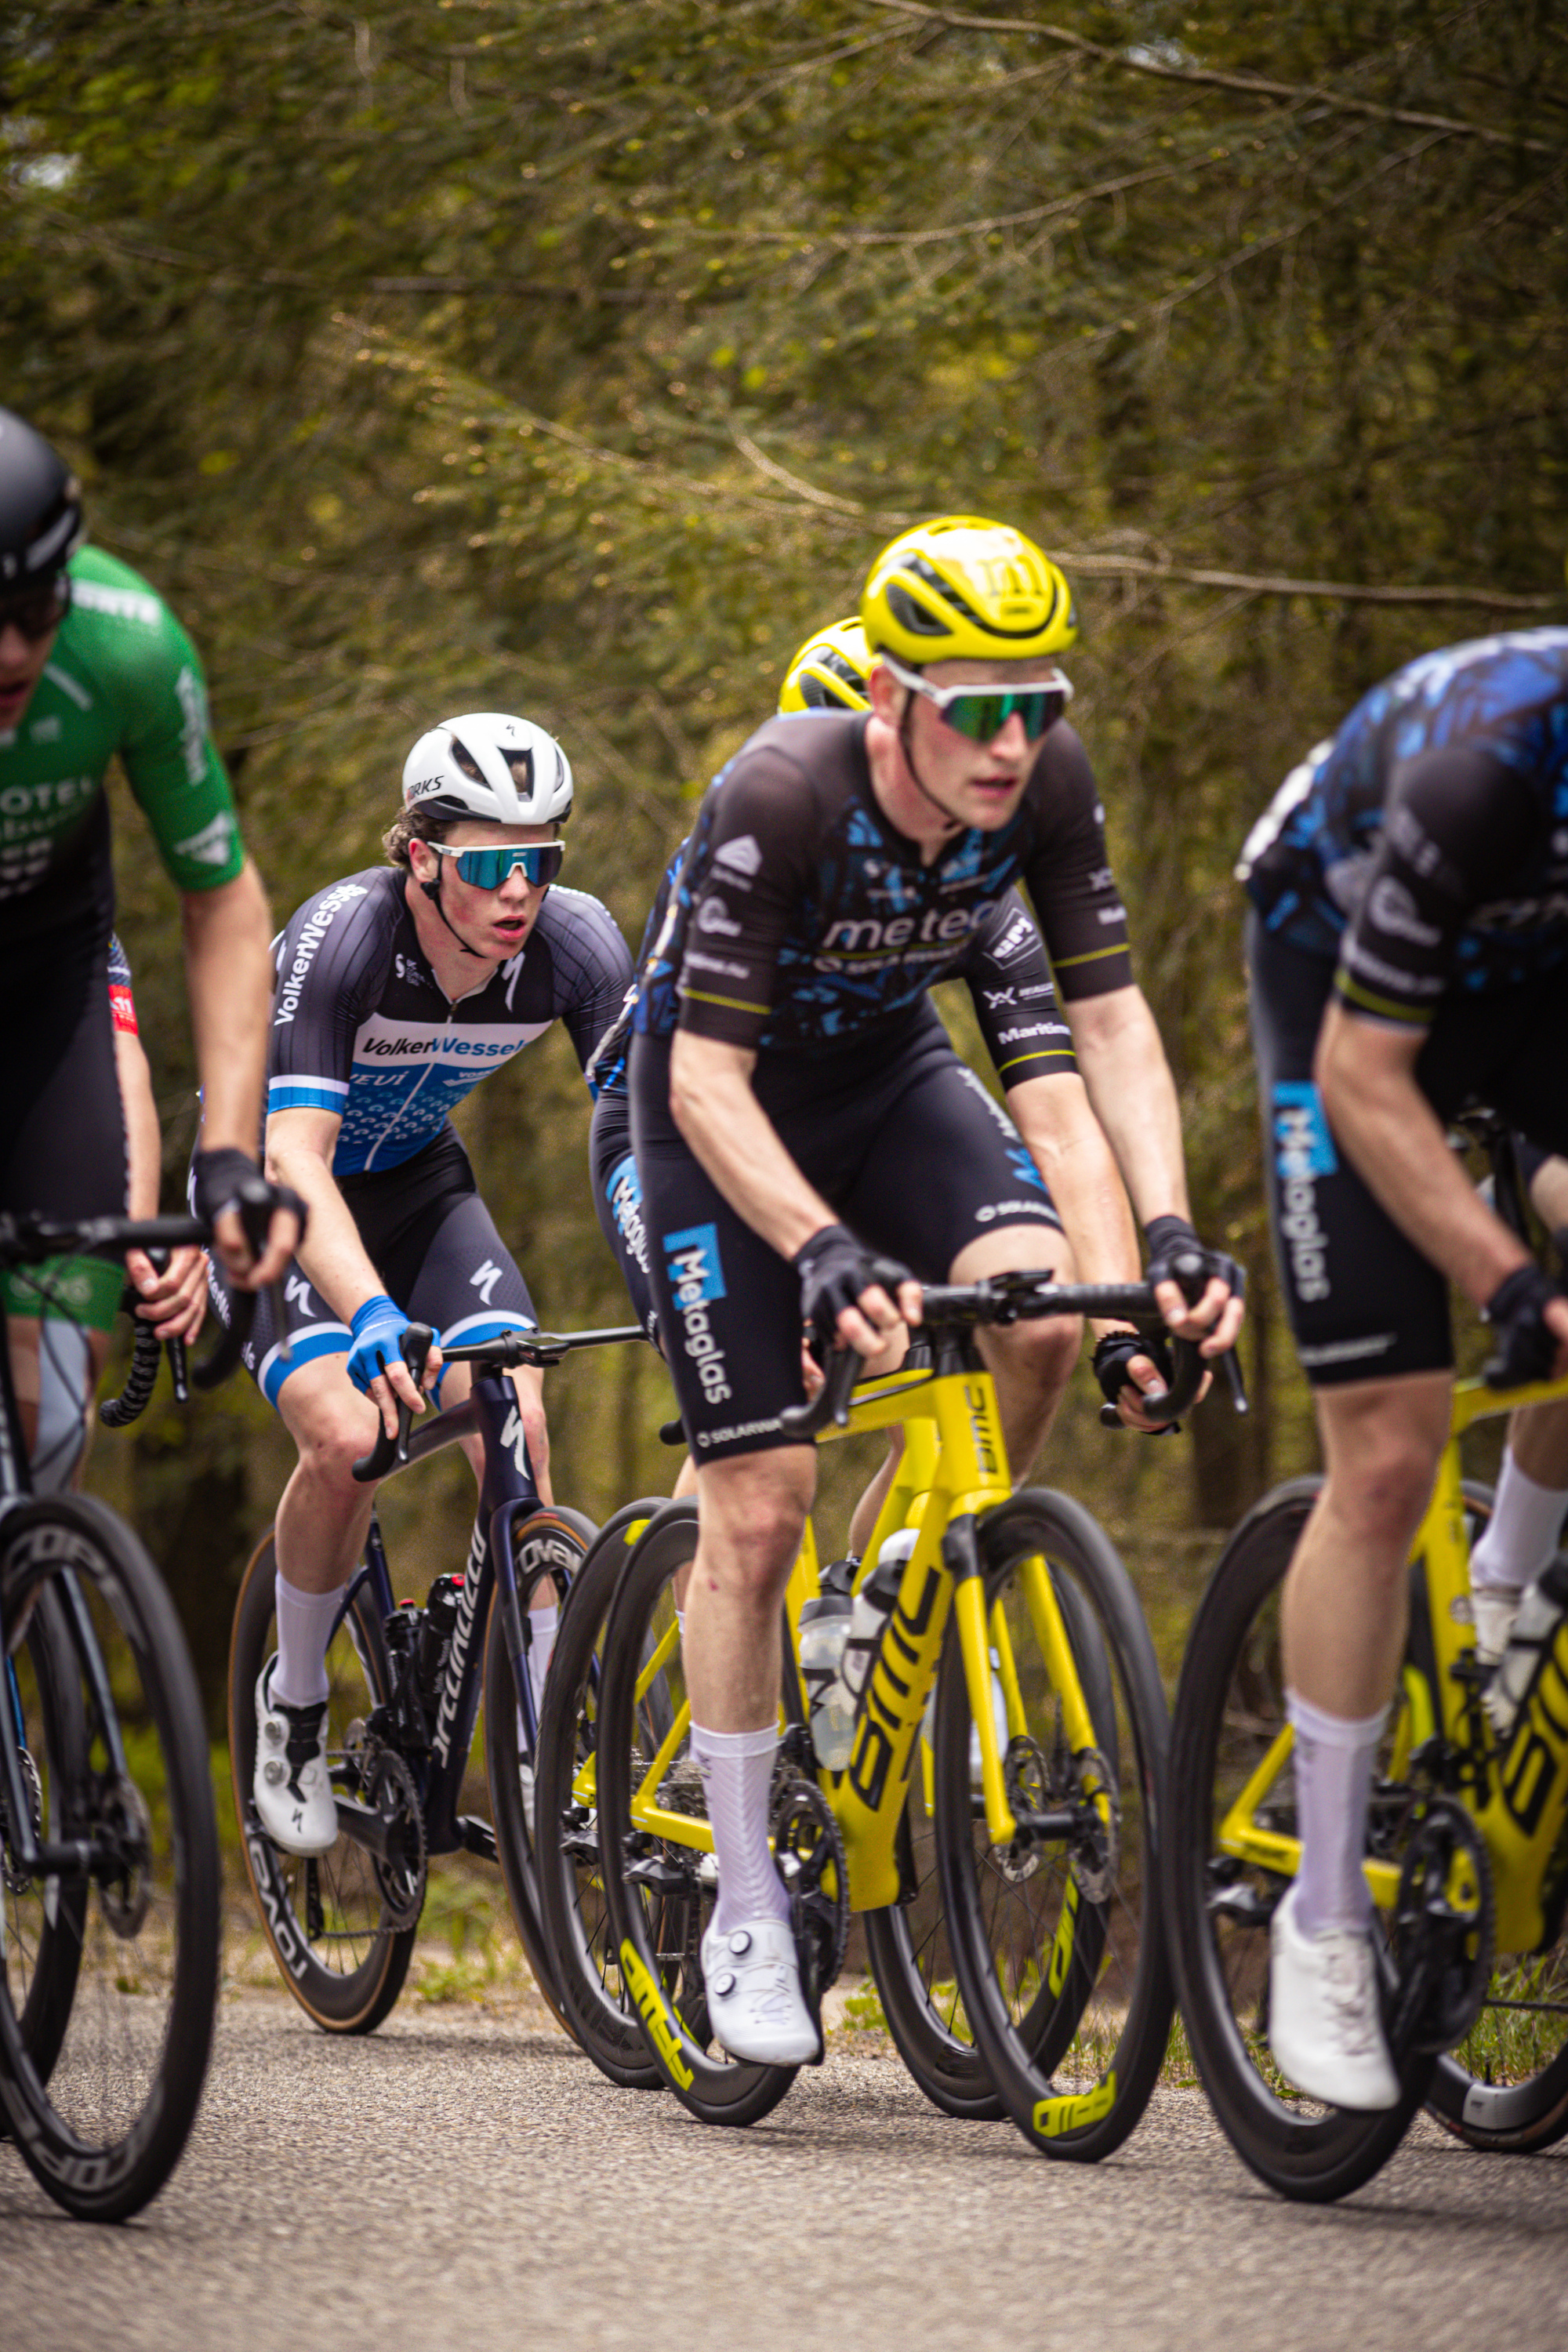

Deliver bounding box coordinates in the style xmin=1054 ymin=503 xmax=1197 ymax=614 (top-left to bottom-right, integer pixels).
xmin=628 ymin=710 xmax=1131 ymax=1057
xmin=1240 ymin=628 xmax=1568 ymax=1025
xmin=267 ymin=866 xmax=631 ymax=1174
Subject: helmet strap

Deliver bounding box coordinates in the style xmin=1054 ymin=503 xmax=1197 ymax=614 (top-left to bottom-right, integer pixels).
xmin=418 ymin=871 xmax=488 ymax=961
xmin=896 ymin=695 xmax=967 ymax=837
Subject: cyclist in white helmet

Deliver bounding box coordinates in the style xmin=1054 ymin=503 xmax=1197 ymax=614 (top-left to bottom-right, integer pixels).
xmin=214 ymin=713 xmax=632 ymax=1855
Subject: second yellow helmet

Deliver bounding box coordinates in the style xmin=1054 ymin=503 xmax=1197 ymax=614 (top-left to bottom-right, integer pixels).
xmin=779 ymin=617 xmax=873 ymax=713
xmin=861 ymin=515 xmax=1076 ymax=668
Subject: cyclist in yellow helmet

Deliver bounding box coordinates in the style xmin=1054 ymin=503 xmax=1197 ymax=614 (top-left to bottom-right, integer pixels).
xmin=614 ymin=514 xmax=1243 ymax=2065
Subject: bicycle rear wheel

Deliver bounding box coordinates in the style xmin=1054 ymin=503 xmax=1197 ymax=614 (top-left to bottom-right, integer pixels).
xmin=935 ymin=1489 xmax=1173 ymax=2161
xmin=534 ymin=1501 xmax=673 ymax=2089
xmin=0 ymin=1496 xmax=220 ymax=2222
xmin=484 ymin=1504 xmax=599 ymax=2029
xmin=230 ymin=1534 xmax=416 ymax=2033
xmin=596 ymin=1503 xmax=797 ymax=2127
xmin=1163 ymin=1480 xmax=1431 ymax=2201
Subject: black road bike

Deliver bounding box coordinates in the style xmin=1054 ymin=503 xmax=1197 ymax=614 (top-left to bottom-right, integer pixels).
xmin=1 ymin=1210 xmax=244 ymax=2222
xmin=228 ymin=1321 xmax=641 ymax=2033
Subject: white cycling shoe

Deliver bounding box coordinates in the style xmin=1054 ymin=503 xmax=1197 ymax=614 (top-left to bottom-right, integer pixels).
xmin=1269 ymin=1885 xmax=1399 ymax=2111
xmin=700 ymin=1916 xmax=821 ymax=2066
xmin=253 ymin=1657 xmax=338 ymax=1856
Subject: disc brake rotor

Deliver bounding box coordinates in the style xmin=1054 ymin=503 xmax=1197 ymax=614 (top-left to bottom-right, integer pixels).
xmin=97 ymin=1774 xmax=154 ymax=1938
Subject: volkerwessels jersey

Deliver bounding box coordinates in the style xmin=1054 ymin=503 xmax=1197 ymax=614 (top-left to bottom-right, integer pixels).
xmin=267 ymin=866 xmax=632 ymax=1174
xmin=630 ymin=711 xmax=1131 ymax=1055
xmin=0 ymin=545 xmax=244 ymax=939
xmin=1240 ymin=630 xmax=1568 ymax=1025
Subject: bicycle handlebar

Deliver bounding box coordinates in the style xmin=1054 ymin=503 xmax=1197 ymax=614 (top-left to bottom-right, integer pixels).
xmin=775 ymin=1271 xmax=1236 ymax=1443
xmin=350 ymin=1322 xmax=646 ymax=1484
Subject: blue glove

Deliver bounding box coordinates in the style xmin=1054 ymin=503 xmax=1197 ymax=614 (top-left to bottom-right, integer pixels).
xmin=347 ymin=1295 xmax=412 ymax=1397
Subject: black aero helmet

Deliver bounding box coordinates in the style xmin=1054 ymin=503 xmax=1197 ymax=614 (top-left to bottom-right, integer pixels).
xmin=0 ymin=408 xmax=85 ymax=588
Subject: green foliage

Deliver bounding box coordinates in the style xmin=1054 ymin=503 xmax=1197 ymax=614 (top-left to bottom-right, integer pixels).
xmin=9 ymin=2 xmax=1565 ymax=1699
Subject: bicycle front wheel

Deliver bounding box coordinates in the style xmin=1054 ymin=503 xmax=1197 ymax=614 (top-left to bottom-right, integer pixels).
xmin=596 ymin=1503 xmax=797 ymax=2128
xmin=484 ymin=1503 xmax=598 ymax=2030
xmin=1163 ymin=1480 xmax=1431 ymax=2202
xmin=229 ymin=1534 xmax=416 ymax=2034
xmin=862 ymin=1767 xmax=1003 ymax=2121
xmin=934 ymin=1490 xmax=1173 ymax=2161
xmin=534 ymin=1501 xmax=673 ymax=2089
xmin=0 ymin=1496 xmax=220 ymax=2222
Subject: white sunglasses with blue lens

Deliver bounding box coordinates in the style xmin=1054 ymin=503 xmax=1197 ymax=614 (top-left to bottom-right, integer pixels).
xmin=426 ymin=841 xmax=564 ymax=889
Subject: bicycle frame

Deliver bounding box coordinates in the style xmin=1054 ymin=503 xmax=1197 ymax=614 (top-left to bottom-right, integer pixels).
xmin=1215 ymin=1370 xmax=1568 ymax=1952
xmin=332 ymin=1367 xmax=554 ymax=1860
xmin=603 ymin=1347 xmax=1102 ymax=1921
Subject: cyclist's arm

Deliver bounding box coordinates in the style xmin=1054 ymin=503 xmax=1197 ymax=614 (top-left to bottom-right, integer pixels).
xmin=1317 ymin=1007 xmax=1568 ymax=1360
xmin=263 ymin=1105 xmax=432 ymax=1416
xmin=667 ymin=1031 xmax=913 ymax=1356
xmin=1007 ymin=1073 xmax=1138 ymax=1292
xmin=1063 ymin=983 xmax=1243 ymax=1352
xmin=184 ymin=862 xmax=296 ymax=1285
xmin=107 ymin=948 xmax=208 ymax=1341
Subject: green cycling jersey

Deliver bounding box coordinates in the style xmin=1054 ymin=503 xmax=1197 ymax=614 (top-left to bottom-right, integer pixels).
xmin=0 ymin=543 xmax=245 ymax=938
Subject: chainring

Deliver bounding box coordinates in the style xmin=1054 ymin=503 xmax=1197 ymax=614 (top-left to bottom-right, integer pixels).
xmin=1388 ymin=1794 xmax=1494 ymax=2057
xmin=365 ymin=1747 xmax=427 ymax=1932
xmin=772 ymin=1771 xmax=851 ymax=1992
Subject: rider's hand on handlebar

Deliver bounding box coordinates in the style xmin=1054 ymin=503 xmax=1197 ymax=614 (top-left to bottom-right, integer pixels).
xmin=1093 ymin=1326 xmax=1210 ymax=1432
xmin=793 ymin=1224 xmax=922 ymax=1361
xmin=347 ymin=1298 xmax=442 ymax=1436
xmin=191 ymin=1148 xmax=306 ymax=1288
xmin=1482 ymin=1262 xmax=1568 ymax=1388
xmin=1144 ymin=1215 xmax=1247 ymax=1358
xmin=125 ymin=1243 xmax=209 ymax=1345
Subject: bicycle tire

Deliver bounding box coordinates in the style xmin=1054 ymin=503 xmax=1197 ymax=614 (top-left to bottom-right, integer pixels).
xmin=1 ymin=1577 xmax=88 ymax=2134
xmin=596 ymin=1502 xmax=797 ymax=2128
xmin=533 ymin=1501 xmax=673 ymax=2089
xmin=1163 ymin=1479 xmax=1432 ymax=2202
xmin=1417 ymin=1483 xmax=1568 ymax=2153
xmin=483 ymin=1503 xmax=598 ymax=2031
xmin=935 ymin=1489 xmax=1174 ymax=2162
xmin=0 ymin=1496 xmax=221 ymax=2222
xmin=229 ymin=1533 xmax=416 ymax=2034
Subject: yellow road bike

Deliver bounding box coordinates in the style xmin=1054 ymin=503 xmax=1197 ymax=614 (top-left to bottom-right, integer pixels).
xmin=1165 ymin=1359 xmax=1568 ymax=2201
xmin=536 ymin=1272 xmax=1207 ymax=2161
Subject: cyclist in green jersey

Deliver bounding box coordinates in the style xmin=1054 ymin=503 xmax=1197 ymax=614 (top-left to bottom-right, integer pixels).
xmin=0 ymin=407 xmax=299 ymax=1487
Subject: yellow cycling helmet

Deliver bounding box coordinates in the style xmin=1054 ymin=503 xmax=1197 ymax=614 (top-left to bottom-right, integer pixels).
xmin=778 ymin=617 xmax=872 ymax=713
xmin=861 ymin=515 xmax=1077 ymax=668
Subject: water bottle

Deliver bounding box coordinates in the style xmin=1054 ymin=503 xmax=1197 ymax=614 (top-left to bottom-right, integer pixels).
xmin=842 ymin=1530 xmax=916 ymax=1704
xmin=800 ymin=1563 xmax=857 ymax=1771
xmin=1489 ymin=1556 xmax=1568 ymax=1738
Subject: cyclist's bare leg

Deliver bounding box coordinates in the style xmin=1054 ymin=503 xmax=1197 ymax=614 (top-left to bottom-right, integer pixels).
xmin=5 ymin=1316 xmax=110 ymax=1475
xmin=949 ymin=1222 xmax=1082 ymax=1481
xmin=1510 ymin=1396 xmax=1568 ymax=1486
xmin=849 ymin=1427 xmax=904 ymax=1561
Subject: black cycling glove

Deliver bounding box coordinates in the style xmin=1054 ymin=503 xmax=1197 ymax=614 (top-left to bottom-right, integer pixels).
xmin=793 ymin=1224 xmax=914 ymax=1353
xmin=1093 ymin=1327 xmax=1174 ymax=1408
xmin=1483 ymin=1262 xmax=1566 ymax=1390
xmin=1144 ymin=1214 xmax=1246 ymax=1311
xmin=192 ymin=1148 xmax=307 ymax=1258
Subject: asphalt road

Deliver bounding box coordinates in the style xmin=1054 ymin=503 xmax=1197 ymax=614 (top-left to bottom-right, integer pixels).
xmin=3 ymin=1993 xmax=1566 ymax=2351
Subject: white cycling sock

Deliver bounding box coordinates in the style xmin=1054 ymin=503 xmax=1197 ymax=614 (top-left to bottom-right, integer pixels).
xmin=527 ymin=1601 xmax=559 ymax=1718
xmin=1470 ymin=1450 xmax=1568 ymax=1594
xmin=272 ymin=1573 xmax=343 ymax=1709
xmin=690 ymin=1721 xmax=789 ymax=1939
xmin=1287 ymin=1690 xmax=1387 ymax=1938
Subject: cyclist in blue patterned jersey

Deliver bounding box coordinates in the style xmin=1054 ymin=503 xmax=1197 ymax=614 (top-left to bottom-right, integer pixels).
xmin=0 ymin=407 xmax=299 ymax=1492
xmin=219 ymin=713 xmax=632 ymax=1856
xmin=1239 ymin=627 xmax=1568 ymax=2110
xmin=621 ymin=521 xmax=1243 ymax=2063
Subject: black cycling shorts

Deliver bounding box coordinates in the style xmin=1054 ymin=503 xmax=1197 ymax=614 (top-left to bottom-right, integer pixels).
xmin=628 ymin=1020 xmax=1064 ymax=1460
xmin=590 ymin=1086 xmax=659 ymax=1345
xmin=1249 ymin=912 xmax=1568 ymax=1386
xmin=0 ymin=921 xmax=125 ymax=1228
xmin=208 ymin=1126 xmax=536 ymax=1408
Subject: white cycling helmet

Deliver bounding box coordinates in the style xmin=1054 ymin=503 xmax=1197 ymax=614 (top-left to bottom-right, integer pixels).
xmin=401 ymin=712 xmax=574 ymax=827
